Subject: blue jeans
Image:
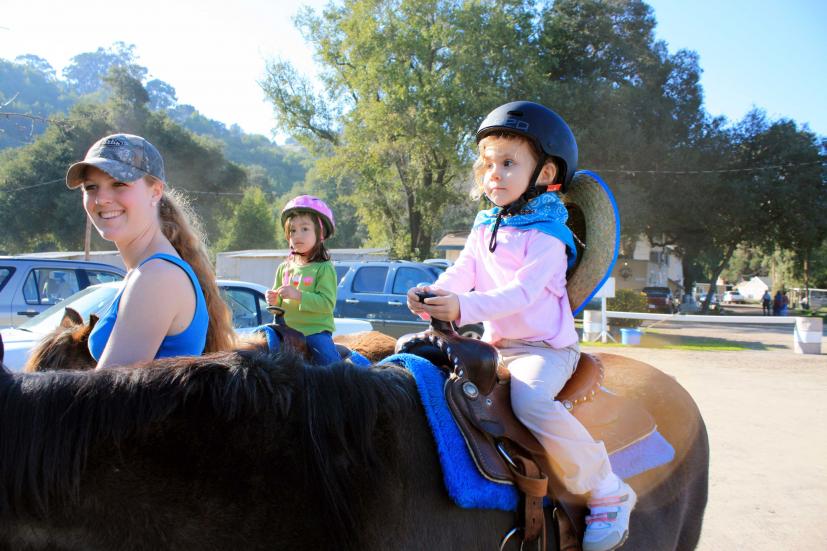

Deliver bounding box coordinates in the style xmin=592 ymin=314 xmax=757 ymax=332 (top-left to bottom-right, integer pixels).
xmin=306 ymin=331 xmax=340 ymax=366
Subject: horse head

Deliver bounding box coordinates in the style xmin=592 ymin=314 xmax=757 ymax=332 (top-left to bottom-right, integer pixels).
xmin=23 ymin=308 xmax=97 ymax=372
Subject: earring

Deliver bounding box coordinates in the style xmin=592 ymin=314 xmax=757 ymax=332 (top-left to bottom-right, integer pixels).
xmin=151 ymin=200 xmax=158 ymax=208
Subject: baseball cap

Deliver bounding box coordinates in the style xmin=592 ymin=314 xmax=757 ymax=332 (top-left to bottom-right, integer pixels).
xmin=65 ymin=133 xmax=165 ymax=189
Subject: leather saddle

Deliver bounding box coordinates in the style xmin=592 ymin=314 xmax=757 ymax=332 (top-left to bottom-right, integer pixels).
xmin=396 ymin=319 xmax=655 ymax=551
xmin=264 ymin=306 xmax=310 ymax=359
xmin=262 ymin=306 xmax=357 ymax=364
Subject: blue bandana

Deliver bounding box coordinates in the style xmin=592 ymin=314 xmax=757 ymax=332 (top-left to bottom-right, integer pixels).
xmin=473 ymin=193 xmax=577 ymax=269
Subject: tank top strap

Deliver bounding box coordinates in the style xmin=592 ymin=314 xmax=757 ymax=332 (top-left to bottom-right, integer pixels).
xmin=139 ymin=253 xmax=200 ymax=287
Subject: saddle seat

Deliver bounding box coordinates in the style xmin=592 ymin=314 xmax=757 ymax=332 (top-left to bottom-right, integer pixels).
xmin=396 ymin=325 xmax=656 ymax=550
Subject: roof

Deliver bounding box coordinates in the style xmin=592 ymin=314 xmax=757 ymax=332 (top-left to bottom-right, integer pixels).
xmin=435 ymin=231 xmax=470 ymax=250
xmin=216 ymin=248 xmax=389 ymax=259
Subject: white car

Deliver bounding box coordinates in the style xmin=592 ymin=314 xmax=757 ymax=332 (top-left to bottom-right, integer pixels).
xmin=722 ymin=291 xmax=745 ymax=304
xmin=1 ymin=280 xmax=372 ymax=372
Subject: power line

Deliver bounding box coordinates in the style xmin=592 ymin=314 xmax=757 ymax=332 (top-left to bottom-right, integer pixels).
xmin=591 ymin=159 xmax=824 ymax=175
xmin=0 ymin=178 xmax=65 ymax=192
xmin=1 ymin=159 xmax=823 ymax=196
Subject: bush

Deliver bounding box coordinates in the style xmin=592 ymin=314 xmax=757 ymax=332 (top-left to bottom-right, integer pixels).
xmin=606 ymin=289 xmax=648 ymax=328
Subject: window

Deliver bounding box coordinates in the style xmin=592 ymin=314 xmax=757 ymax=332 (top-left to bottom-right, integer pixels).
xmin=335 ymin=265 xmax=350 ymax=286
xmin=392 ymin=267 xmax=436 ymax=295
xmin=649 ymin=250 xmax=669 ymax=266
xmin=24 ymin=269 xmax=81 ymax=305
xmin=351 ymin=266 xmax=388 ymax=293
xmin=0 ymin=267 xmax=13 ymax=293
xmin=85 ymin=270 xmax=123 ymax=285
xmin=220 ymin=287 xmax=262 ymax=329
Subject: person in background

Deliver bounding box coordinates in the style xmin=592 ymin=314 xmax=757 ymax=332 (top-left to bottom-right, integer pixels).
xmin=773 ymin=290 xmax=783 ymax=316
xmin=266 ymin=195 xmax=339 ymax=366
xmin=407 ymin=101 xmax=635 ymax=551
xmin=66 ymin=133 xmax=235 ymax=369
xmin=761 ymin=289 xmax=772 ymax=316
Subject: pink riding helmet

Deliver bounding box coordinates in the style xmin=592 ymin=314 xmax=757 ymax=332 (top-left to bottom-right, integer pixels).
xmin=281 ymin=195 xmax=336 ymax=240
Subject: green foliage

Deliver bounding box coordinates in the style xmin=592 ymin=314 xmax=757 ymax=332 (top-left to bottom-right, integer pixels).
xmin=62 ymin=42 xmax=147 ymax=96
xmin=263 ymin=0 xmax=538 ymax=258
xmin=2 ymin=48 xmax=307 ymax=216
xmin=607 ymin=289 xmax=648 ymax=328
xmin=167 ymin=106 xmax=311 ymax=196
xmin=0 ymin=74 xmax=246 ymax=253
xmin=216 ymin=187 xmax=278 ymax=251
xmin=0 ymin=58 xmax=75 ymax=148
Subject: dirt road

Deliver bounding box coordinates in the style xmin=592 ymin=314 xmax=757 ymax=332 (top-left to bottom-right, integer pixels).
xmin=579 ymin=344 xmax=827 ymax=550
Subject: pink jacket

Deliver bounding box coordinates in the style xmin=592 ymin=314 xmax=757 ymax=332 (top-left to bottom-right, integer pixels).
xmin=434 ymin=224 xmax=578 ymax=348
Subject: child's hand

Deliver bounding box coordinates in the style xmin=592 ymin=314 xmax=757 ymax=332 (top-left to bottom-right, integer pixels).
xmin=407 ymin=286 xmax=431 ymax=320
xmin=413 ymin=287 xmax=460 ymax=322
xmin=265 ymin=289 xmax=279 ymax=305
xmin=277 ymin=285 xmax=302 ymax=301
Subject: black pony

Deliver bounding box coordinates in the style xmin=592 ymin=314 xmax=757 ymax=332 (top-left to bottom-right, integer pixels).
xmin=0 ymin=347 xmax=707 ymax=550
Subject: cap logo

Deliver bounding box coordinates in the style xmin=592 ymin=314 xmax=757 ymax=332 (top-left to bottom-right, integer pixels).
xmin=503 ymin=118 xmax=530 ymax=132
xmin=102 ymin=138 xmax=126 ymax=148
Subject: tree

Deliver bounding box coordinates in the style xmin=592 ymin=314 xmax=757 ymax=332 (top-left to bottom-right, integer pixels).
xmin=14 ymin=54 xmax=57 ymax=80
xmin=146 ymin=79 xmax=178 ymax=111
xmin=63 ymin=42 xmax=147 ymax=96
xmin=0 ymin=58 xmax=75 ymax=148
xmin=0 ymin=75 xmax=247 ymax=253
xmin=667 ymin=111 xmax=825 ymax=311
xmin=216 ymin=187 xmax=278 ymax=251
xmin=262 ymin=0 xmax=538 ymax=258
xmin=534 ymin=0 xmax=706 ymax=241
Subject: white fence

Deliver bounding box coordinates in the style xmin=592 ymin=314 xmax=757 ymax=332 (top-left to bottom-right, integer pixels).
xmin=582 ymin=310 xmax=823 ymax=354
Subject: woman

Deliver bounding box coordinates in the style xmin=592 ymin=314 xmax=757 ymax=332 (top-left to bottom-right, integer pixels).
xmin=65 ymin=133 xmax=235 ymax=368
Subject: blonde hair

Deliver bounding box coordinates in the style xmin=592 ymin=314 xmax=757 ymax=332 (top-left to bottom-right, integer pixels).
xmin=151 ymin=180 xmax=236 ymax=352
xmin=470 ymin=133 xmax=554 ymax=200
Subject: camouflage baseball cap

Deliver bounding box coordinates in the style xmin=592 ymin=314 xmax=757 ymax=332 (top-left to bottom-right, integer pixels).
xmin=66 ymin=133 xmax=165 ymax=189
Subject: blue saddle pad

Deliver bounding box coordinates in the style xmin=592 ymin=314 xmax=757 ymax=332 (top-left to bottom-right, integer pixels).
xmin=381 ymin=353 xmax=675 ymax=511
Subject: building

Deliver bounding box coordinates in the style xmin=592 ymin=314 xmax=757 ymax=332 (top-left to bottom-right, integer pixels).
xmin=215 ymin=248 xmax=389 ymax=288
xmin=609 ymin=239 xmax=684 ymax=295
xmin=736 ymin=276 xmax=772 ymax=301
xmin=434 ymin=231 xmax=469 ymax=263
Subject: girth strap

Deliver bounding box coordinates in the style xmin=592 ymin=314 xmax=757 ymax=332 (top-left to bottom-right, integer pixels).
xmin=508 ymin=454 xmax=548 ymax=547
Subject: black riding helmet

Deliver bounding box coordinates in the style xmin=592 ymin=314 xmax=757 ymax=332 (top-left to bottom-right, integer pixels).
xmin=476 ymin=100 xmax=578 ymax=195
xmin=476 ymin=101 xmax=578 ymax=252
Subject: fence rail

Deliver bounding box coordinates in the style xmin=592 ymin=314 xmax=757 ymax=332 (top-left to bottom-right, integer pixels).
xmin=582 ymin=310 xmax=822 ymax=354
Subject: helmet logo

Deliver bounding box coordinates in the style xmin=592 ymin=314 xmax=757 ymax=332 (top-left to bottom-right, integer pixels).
xmin=503 ymin=118 xmax=530 ymax=132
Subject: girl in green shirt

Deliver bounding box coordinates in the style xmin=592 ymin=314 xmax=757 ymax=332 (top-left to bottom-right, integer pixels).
xmin=266 ymin=195 xmax=339 ymax=365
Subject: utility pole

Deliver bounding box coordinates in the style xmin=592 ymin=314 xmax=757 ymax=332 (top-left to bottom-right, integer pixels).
xmin=84 ymin=216 xmax=91 ymax=261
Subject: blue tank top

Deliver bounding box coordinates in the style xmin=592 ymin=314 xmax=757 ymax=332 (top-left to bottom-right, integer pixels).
xmin=88 ymin=253 xmax=209 ymax=362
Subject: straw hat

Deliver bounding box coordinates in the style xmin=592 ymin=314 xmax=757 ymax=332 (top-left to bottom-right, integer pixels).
xmin=560 ymin=170 xmax=620 ymax=315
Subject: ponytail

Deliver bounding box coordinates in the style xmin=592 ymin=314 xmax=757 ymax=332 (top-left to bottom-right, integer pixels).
xmin=155 ymin=185 xmax=236 ymax=352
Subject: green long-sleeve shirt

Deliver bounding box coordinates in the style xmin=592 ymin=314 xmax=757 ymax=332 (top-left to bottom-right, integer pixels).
xmin=273 ymin=260 xmax=337 ymax=335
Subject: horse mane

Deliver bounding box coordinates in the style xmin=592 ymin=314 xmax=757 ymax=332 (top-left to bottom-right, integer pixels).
xmin=0 ymin=350 xmax=415 ymax=548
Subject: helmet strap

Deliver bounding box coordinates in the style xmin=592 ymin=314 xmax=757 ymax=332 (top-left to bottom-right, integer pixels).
xmin=487 ymin=155 xmax=549 ymax=253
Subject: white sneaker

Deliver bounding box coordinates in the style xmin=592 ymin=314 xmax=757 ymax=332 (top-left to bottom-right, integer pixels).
xmin=582 ymin=480 xmax=637 ymax=551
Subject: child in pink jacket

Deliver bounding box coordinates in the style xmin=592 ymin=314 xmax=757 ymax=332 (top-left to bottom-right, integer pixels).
xmin=407 ymin=101 xmax=635 ymax=551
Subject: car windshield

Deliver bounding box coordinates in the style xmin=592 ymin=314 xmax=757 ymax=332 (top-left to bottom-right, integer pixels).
xmin=17 ymin=284 xmax=119 ymax=333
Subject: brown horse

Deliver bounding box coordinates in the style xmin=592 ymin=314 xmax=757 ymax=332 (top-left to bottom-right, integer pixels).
xmin=7 ymin=313 xmax=707 ymax=550
xmin=22 ymin=308 xmax=396 ymax=373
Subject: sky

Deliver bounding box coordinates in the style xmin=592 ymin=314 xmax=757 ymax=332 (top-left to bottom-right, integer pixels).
xmin=1 ymin=0 xmax=825 ymax=141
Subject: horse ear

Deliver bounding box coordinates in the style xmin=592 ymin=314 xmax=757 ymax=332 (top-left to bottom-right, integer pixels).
xmin=60 ymin=308 xmax=84 ymax=328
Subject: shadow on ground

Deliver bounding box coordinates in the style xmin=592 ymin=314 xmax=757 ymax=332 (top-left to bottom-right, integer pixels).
xmin=637 ymin=331 xmax=782 ymax=351
xmin=578 ymin=328 xmax=787 ymax=351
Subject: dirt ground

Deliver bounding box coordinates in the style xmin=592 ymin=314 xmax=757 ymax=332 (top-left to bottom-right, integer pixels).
xmin=581 ymin=322 xmax=827 ymax=551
